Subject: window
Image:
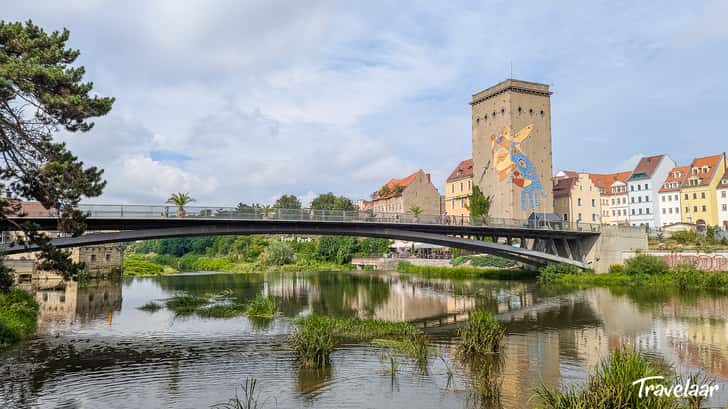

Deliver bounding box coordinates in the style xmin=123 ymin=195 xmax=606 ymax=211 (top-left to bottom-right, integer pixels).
xmin=661 ymin=196 xmax=665 ymax=202
xmin=639 ymin=208 xmax=642 ymax=215
xmin=675 ymin=207 xmax=679 ymax=213
xmin=638 ymin=185 xmax=642 ymax=191
xmin=631 ymin=185 xmax=634 ymax=192
xmin=105 ymin=254 xmax=111 ymax=262
xmin=632 ymin=209 xmax=636 ymax=215
xmin=460 ymin=182 xmax=463 ymax=192
xmin=702 ymin=205 xmax=707 ymax=212
xmin=90 ymin=254 xmax=96 ymax=262
xmin=645 ymin=195 xmax=649 ymax=202
xmin=578 ymin=213 xmax=582 ymax=221
xmin=722 ymin=191 xmax=727 ymax=198
xmin=701 ymin=192 xmax=706 ymax=199
xmin=662 ymin=208 xmax=666 ymax=214
xmin=592 ymin=213 xmax=597 ymax=221
xmin=451 ymin=201 xmax=454 ymax=209
xmin=592 ymin=199 xmax=596 ymax=207
xmin=577 ymin=198 xmax=582 ymax=206
xmin=685 ymin=194 xmax=689 ymax=200
xmin=685 ymin=207 xmax=689 ymax=213
xmin=451 ymin=184 xmax=454 ymax=193
xmin=694 ymin=206 xmax=698 ymax=213
xmin=644 ymin=183 xmax=649 ymax=190
xmin=646 ymin=208 xmax=650 ymax=214
xmin=467 ymin=180 xmax=471 ymax=190
xmin=563 ymin=213 xmax=568 ymax=221
xmin=669 ymin=208 xmax=673 ymax=214
xmin=631 ymin=197 xmax=635 ymax=203
xmin=460 ymin=199 xmax=464 ymax=208
xmin=638 ymin=197 xmax=642 ymax=203
xmin=722 ymin=204 xmax=727 ymax=211
xmin=693 ymin=193 xmax=697 ymax=199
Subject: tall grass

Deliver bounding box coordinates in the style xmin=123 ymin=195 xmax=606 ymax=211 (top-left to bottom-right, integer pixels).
xmin=137 ymin=301 xmax=163 ymax=313
xmin=533 ymin=349 xmax=678 ymax=409
xmin=458 ymin=310 xmax=505 ymax=355
xmin=0 ymin=289 xmax=39 ymax=348
xmin=246 ymin=295 xmax=276 ymax=318
xmin=197 ymin=303 xmax=247 ymax=318
xmin=290 ymin=315 xmax=421 ymax=368
xmin=212 ymin=378 xmax=267 ymax=409
xmin=290 ymin=315 xmax=337 ymax=368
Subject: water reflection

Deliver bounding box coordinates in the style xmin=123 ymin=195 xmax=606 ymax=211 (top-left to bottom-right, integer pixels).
xmin=2 ymin=271 xmax=728 ymax=408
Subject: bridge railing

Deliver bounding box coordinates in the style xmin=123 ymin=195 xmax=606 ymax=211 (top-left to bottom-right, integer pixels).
xmin=61 ymin=204 xmax=600 ymax=233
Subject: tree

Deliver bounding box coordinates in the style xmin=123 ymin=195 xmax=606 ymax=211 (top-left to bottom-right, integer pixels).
xmin=264 ymin=240 xmax=294 ymax=266
xmin=310 ymin=193 xmax=337 ymax=210
xmin=166 ymin=192 xmax=195 ymax=217
xmin=409 ymin=205 xmax=423 ymax=222
xmin=311 ymin=193 xmax=355 ymax=211
xmin=0 ymin=21 xmax=114 ymax=280
xmin=274 ymin=194 xmax=301 ymax=209
xmin=468 ymin=186 xmax=492 ymax=224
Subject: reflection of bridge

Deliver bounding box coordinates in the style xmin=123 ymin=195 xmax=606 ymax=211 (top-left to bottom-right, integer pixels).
xmin=0 ymin=204 xmax=607 ymax=268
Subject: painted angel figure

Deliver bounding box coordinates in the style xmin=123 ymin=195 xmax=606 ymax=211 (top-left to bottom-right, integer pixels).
xmin=490 ymin=124 xmax=547 ymax=210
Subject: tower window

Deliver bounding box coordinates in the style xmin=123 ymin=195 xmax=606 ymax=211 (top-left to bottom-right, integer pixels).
xmin=529 ymin=108 xmax=533 ymax=114
xmin=518 ymin=106 xmax=522 ymax=113
xmin=492 ymin=111 xmax=496 ymax=117
xmin=540 ymin=110 xmax=544 ymax=116
xmin=476 ymin=118 xmax=480 ymax=124
xmin=484 ymin=114 xmax=487 ymax=120
xmin=501 ymin=108 xmax=505 ymax=114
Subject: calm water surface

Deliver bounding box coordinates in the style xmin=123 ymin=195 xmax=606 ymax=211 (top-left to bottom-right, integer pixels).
xmin=2 ymin=271 xmax=728 ymax=408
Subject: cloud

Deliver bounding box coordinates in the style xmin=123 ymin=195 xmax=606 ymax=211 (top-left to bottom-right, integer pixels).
xmin=4 ymin=2 xmax=727 ymax=206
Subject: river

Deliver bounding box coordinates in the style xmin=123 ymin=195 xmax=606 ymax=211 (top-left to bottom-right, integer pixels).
xmin=2 ymin=271 xmax=728 ymax=408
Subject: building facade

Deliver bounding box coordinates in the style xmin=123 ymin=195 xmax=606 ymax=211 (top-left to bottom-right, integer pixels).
xmin=658 ymin=166 xmax=688 ymax=227
xmin=681 ymin=154 xmax=726 ymax=227
xmin=590 ymin=172 xmax=631 ymax=225
xmin=553 ymin=171 xmax=602 ymax=224
xmin=471 ymin=79 xmax=554 ymax=220
xmin=444 ymin=159 xmax=473 ymax=218
xmin=627 ymin=155 xmax=676 ymax=229
xmin=368 ymin=169 xmax=440 ymax=216
xmin=718 ymin=175 xmax=728 ymax=230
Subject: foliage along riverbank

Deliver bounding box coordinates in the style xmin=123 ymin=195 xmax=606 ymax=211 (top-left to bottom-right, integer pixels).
xmin=0 ymin=288 xmax=39 ymax=349
xmin=396 ymin=261 xmax=539 ymax=280
xmin=123 ymin=235 xmax=392 ymax=276
xmin=540 ymin=254 xmax=728 ymax=293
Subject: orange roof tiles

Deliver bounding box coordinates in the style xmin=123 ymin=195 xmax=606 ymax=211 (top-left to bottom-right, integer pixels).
xmin=446 ymin=159 xmax=473 ymax=182
xmin=681 ymin=154 xmax=725 ymax=188
xmin=589 ymin=171 xmax=632 ymax=195
xmin=659 ymin=166 xmax=689 ymax=193
xmin=629 ymin=155 xmax=665 ymax=180
xmin=372 ymin=170 xmax=426 ymax=201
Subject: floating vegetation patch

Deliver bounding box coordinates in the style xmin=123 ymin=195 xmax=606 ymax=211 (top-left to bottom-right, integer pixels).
xmin=458 ymin=310 xmax=505 ymax=356
xmin=196 ymin=303 xmax=247 ymax=318
xmin=246 ymin=295 xmax=277 ymax=318
xmin=137 ymin=301 xmax=163 ymax=313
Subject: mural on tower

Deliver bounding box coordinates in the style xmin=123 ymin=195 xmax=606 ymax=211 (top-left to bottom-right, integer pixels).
xmin=490 ymin=124 xmax=547 ymax=210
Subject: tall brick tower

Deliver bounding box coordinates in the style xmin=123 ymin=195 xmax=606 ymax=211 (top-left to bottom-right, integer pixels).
xmin=471 ymin=79 xmax=554 ymax=220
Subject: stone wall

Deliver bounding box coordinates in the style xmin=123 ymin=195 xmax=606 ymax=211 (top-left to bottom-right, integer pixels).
xmin=622 ymin=251 xmax=728 ymax=272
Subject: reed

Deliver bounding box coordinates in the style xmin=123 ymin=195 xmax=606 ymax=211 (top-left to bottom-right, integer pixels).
xmin=290 ymin=315 xmax=337 ymax=368
xmin=137 ymin=301 xmax=163 ymax=313
xmin=165 ymin=294 xmax=210 ymax=315
xmin=197 ymin=303 xmax=247 ymax=318
xmin=458 ymin=310 xmax=505 ymax=355
xmin=212 ymin=378 xmax=265 ymax=409
xmin=246 ymin=295 xmax=277 ymax=318
xmin=532 ymin=349 xmax=678 ymax=409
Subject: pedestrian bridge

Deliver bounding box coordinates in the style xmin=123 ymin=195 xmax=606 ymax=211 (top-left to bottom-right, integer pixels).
xmin=1 ymin=204 xmax=605 ymax=268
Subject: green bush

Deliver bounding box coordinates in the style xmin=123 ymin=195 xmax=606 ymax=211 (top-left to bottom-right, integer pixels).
xmin=458 ymin=310 xmax=505 ymax=355
xmin=623 ymin=254 xmax=669 ymax=275
xmin=608 ymin=264 xmax=624 ymax=274
xmin=0 ymin=263 xmax=13 ymax=293
xmin=123 ymin=255 xmax=165 ymax=276
xmin=450 ymin=255 xmax=516 ymax=268
xmin=671 ymin=230 xmax=698 ymax=244
xmin=0 ymin=289 xmax=39 ymax=348
xmin=264 ymin=240 xmax=294 ymax=266
xmin=397 ymin=261 xmax=537 ymax=280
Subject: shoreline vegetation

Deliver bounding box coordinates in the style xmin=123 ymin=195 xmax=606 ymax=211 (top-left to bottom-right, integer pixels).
xmin=122 ymin=235 xmax=391 ymax=276
xmin=539 ymin=254 xmax=728 ymax=293
xmin=0 ymin=289 xmax=40 ymax=349
xmin=136 ymin=292 xmax=278 ymax=320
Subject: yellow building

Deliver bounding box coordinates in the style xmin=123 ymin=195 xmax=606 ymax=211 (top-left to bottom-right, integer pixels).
xmin=444 ymin=158 xmax=473 ymax=219
xmin=553 ymin=171 xmax=602 ymax=224
xmin=681 ymin=153 xmax=727 ymax=227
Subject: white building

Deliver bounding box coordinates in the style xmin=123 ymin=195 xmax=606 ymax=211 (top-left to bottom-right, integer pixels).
xmin=658 ymin=166 xmax=688 ymax=227
xmin=627 ymin=154 xmax=676 ymax=229
xmin=718 ymin=174 xmax=728 ymax=231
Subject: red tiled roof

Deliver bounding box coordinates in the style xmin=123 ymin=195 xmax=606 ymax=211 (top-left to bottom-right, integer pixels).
xmin=681 ymin=154 xmax=725 ymax=188
xmin=5 ymin=200 xmax=54 ymax=217
xmin=446 ymin=159 xmax=473 ymax=182
xmin=659 ymin=166 xmax=689 ymax=193
xmin=589 ymin=171 xmax=632 ymax=195
xmin=553 ymin=176 xmax=576 ymax=198
xmin=372 ymin=170 xmax=425 ymax=201
xmin=629 ymin=155 xmax=665 ymax=180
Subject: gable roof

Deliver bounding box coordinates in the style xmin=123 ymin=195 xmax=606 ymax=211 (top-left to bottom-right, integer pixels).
xmin=372 ymin=170 xmax=425 ymax=201
xmin=681 ymin=154 xmax=725 ymax=189
xmin=628 ymin=155 xmax=665 ymax=181
xmin=659 ymin=166 xmax=689 ymax=193
xmin=589 ymin=171 xmax=632 ymax=195
xmin=446 ymin=159 xmax=473 ymax=182
xmin=553 ymin=176 xmax=576 ymax=198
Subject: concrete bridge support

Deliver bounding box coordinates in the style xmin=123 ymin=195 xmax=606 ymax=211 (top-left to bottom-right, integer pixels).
xmin=582 ymin=226 xmax=648 ymax=273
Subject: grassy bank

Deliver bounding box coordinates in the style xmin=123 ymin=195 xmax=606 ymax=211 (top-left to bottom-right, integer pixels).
xmin=290 ymin=315 xmax=421 ymax=368
xmin=540 ymin=255 xmax=728 ymax=293
xmin=0 ymin=289 xmax=39 ymax=349
xmin=123 ymin=253 xmax=350 ymax=276
xmin=396 ymin=261 xmax=538 ymax=280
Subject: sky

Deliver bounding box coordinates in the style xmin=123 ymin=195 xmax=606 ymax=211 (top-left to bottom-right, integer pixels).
xmin=4 ymin=1 xmax=728 ymax=206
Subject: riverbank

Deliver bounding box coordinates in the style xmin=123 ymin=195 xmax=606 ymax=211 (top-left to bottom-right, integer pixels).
xmin=540 ymin=255 xmax=728 ymax=293
xmin=0 ymin=289 xmax=39 ymax=349
xmin=123 ymin=253 xmax=351 ymax=277
xmin=396 ymin=261 xmax=538 ymax=280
